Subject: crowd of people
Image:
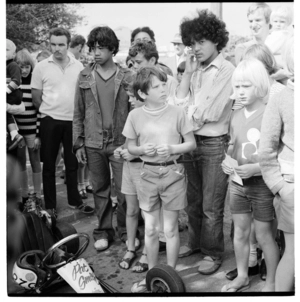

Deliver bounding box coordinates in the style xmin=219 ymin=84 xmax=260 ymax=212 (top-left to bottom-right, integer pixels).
xmin=6 ymin=2 xmax=294 ymax=293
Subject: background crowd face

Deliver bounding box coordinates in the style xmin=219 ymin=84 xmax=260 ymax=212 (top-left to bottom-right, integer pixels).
xmin=191 ymin=39 xmax=219 ymax=66
xmin=248 ymin=9 xmax=270 ymax=39
xmin=173 ymin=42 xmax=185 ymax=56
xmin=133 ymin=31 xmax=152 ymax=43
xmin=91 ymin=42 xmax=113 ymax=65
xmin=6 ymin=41 xmax=15 ymax=61
xmin=19 ymin=65 xmax=31 ymax=78
xmin=271 ymin=16 xmax=288 ymax=31
xmin=50 ymin=35 xmax=69 ymax=61
xmin=131 ymin=52 xmax=155 ymax=70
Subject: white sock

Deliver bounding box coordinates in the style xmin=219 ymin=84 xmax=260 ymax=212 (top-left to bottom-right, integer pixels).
xmin=78 ymin=182 xmax=85 ymax=191
xmin=20 ymin=170 xmax=29 ymax=198
xmin=10 ymin=130 xmax=18 ymax=140
xmin=32 ymin=172 xmax=42 ymax=198
xmin=248 ymin=243 xmax=258 ymax=267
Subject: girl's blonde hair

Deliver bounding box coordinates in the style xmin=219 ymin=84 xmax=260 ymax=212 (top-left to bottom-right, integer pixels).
xmin=270 ymin=5 xmax=293 ymax=27
xmin=15 ymin=48 xmax=35 ymax=70
xmin=232 ymin=58 xmax=270 ymax=100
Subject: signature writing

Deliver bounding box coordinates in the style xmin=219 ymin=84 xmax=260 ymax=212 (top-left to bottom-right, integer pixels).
xmin=72 ymin=261 xmax=99 ymax=290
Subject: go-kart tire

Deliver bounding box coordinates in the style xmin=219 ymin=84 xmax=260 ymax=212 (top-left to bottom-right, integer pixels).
xmin=52 ymin=222 xmax=79 ymax=254
xmin=146 ymin=264 xmax=185 ymax=293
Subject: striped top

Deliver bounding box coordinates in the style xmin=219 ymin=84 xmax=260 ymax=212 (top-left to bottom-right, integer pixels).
xmin=15 ymin=72 xmax=41 ymax=136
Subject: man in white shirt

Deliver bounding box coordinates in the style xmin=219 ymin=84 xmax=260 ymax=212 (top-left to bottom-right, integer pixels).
xmin=31 ymin=27 xmax=94 ymax=218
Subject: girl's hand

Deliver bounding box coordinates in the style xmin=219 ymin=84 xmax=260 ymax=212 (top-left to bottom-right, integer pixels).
xmin=33 ymin=137 xmax=41 ymax=150
xmin=141 ymin=143 xmax=156 ymax=156
xmin=221 ymin=160 xmax=234 ymax=175
xmin=235 ymin=164 xmax=258 ymax=179
xmin=156 ymin=144 xmax=173 ymax=157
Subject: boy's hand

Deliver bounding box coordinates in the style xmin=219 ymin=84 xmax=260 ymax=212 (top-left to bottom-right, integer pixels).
xmin=156 ymin=144 xmax=173 ymax=157
xmin=33 ymin=137 xmax=41 ymax=150
xmin=75 ymin=147 xmax=87 ymax=164
xmin=235 ymin=164 xmax=257 ymax=179
xmin=221 ymin=159 xmax=234 ymax=175
xmin=120 ymin=149 xmax=136 ymax=161
xmin=185 ymin=50 xmax=198 ymax=74
xmin=114 ymin=146 xmax=123 ymax=159
xmin=141 ymin=143 xmax=156 ymax=156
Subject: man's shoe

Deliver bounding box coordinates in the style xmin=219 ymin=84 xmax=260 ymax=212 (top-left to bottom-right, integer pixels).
xmin=8 ymin=134 xmax=24 ymax=151
xmin=225 ymin=264 xmax=260 ymax=280
xmin=178 ymin=245 xmax=201 ymax=258
xmin=159 ymin=241 xmax=166 ymax=252
xmin=260 ymin=259 xmax=267 ymax=281
xmin=69 ymin=203 xmax=94 ymax=214
xmin=94 ymin=239 xmax=109 ymax=251
xmin=198 ymin=256 xmax=222 ymax=275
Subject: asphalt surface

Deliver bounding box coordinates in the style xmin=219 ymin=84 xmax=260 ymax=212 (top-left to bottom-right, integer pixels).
xmin=9 ymin=162 xmax=270 ymax=295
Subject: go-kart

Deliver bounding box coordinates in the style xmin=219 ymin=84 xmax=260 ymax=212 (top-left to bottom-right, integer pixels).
xmin=12 ymin=232 xmax=185 ymax=294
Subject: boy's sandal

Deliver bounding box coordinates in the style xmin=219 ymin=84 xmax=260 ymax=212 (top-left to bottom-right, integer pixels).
xmin=132 ymin=253 xmax=148 ymax=273
xmin=118 ymin=250 xmax=137 ymax=270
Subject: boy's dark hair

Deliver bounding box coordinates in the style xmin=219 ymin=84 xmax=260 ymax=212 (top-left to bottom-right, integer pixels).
xmin=87 ymin=26 xmax=119 ymax=55
xmin=180 ymin=9 xmax=229 ymax=51
xmin=129 ymin=40 xmax=159 ymax=64
xmin=133 ymin=66 xmax=167 ymax=102
xmin=130 ymin=26 xmax=156 ymax=43
xmin=70 ymin=35 xmax=86 ymax=48
xmin=49 ymin=28 xmax=71 ymax=45
xmin=177 ymin=61 xmax=186 ymax=73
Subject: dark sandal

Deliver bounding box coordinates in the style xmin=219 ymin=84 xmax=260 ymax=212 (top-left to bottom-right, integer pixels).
xmin=132 ymin=253 xmax=148 ymax=273
xmin=86 ymin=185 xmax=93 ymax=193
xmin=119 ymin=250 xmax=137 ymax=270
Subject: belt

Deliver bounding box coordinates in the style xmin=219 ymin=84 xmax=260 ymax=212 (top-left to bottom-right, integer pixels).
xmin=144 ymin=160 xmax=176 ymax=167
xmin=129 ymin=158 xmax=143 ymax=163
xmin=242 ymin=175 xmax=263 ymax=184
xmin=194 ymin=134 xmax=227 ymax=142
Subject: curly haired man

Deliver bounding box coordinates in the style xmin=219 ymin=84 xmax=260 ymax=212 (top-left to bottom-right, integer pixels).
xmin=174 ymin=9 xmax=235 ymax=275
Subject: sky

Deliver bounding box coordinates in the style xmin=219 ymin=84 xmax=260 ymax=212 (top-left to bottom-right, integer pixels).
xmin=73 ymin=2 xmax=294 ymax=50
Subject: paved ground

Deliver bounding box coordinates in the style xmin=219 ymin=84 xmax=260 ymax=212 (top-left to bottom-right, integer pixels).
xmin=9 ymin=162 xmax=269 ymax=295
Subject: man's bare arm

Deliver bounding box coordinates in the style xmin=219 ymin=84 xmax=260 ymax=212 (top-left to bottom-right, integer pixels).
xmin=32 ymin=88 xmax=43 ymax=110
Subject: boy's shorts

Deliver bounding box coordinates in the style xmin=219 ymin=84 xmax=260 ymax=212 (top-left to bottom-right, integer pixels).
xmin=137 ymin=163 xmax=187 ymax=212
xmin=229 ymin=176 xmax=275 ymax=222
xmin=23 ymin=134 xmax=37 ymax=149
xmin=121 ymin=161 xmax=142 ymax=195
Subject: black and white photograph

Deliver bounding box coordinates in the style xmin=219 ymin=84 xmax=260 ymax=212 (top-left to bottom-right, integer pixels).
xmin=5 ymin=1 xmax=296 ymax=297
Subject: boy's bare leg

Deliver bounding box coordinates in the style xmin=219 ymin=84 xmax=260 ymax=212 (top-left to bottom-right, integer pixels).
xmin=142 ymin=208 xmax=160 ymax=269
xmin=254 ymin=219 xmax=279 ymax=292
xmin=119 ymin=194 xmax=139 ymax=269
xmin=163 ymin=209 xmax=180 ymax=268
xmin=275 ymin=232 xmax=294 ymax=291
xmin=227 ymin=213 xmax=252 ymax=289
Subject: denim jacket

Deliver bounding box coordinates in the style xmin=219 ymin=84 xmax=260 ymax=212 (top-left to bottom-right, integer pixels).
xmin=73 ymin=63 xmax=133 ymax=151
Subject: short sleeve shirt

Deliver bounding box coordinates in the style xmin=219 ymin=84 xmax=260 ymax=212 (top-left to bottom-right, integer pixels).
xmin=123 ymin=104 xmax=193 ymax=162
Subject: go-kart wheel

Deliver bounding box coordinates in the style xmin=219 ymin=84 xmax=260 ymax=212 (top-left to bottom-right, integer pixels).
xmin=146 ymin=264 xmax=185 ymax=293
xmin=52 ymin=221 xmax=79 ymax=254
xmin=41 ymin=233 xmax=89 ymax=270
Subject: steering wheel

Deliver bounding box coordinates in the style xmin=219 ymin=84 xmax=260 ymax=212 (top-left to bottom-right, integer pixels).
xmin=41 ymin=233 xmax=90 ymax=270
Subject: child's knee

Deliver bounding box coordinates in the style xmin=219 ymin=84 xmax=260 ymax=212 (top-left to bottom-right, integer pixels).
xmin=145 ymin=226 xmax=159 ymax=238
xmin=126 ymin=208 xmax=139 ymax=218
xmin=234 ymin=227 xmax=249 ymax=242
xmin=164 ymin=228 xmax=177 ymax=239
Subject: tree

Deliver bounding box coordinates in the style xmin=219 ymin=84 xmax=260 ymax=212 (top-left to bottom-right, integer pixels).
xmin=6 ymin=3 xmax=85 ymax=51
